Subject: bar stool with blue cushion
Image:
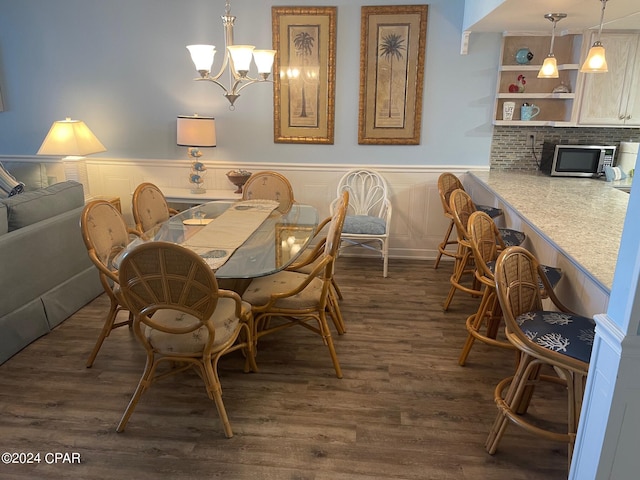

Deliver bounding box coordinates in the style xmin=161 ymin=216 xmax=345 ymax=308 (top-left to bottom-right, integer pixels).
xmin=435 ymin=173 xmax=504 ymax=269
xmin=444 ymin=189 xmax=525 ymax=311
xmin=330 ymin=169 xmax=391 ymax=277
xmin=486 ymin=246 xmax=594 ymax=469
xmin=459 ymin=211 xmax=562 ymax=366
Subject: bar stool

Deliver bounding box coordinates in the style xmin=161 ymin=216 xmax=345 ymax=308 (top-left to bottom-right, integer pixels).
xmin=458 ymin=211 xmax=563 ymax=365
xmin=486 ymin=246 xmax=594 ymax=469
xmin=443 ymin=189 xmax=525 ymax=311
xmin=434 ymin=173 xmax=503 ymax=269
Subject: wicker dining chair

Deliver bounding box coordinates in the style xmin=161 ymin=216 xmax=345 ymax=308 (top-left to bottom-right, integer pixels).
xmin=444 ymin=189 xmax=525 ymax=311
xmin=286 ymin=215 xmax=346 ymax=334
xmin=242 ymin=170 xmax=295 ymax=213
xmin=80 ymin=200 xmax=142 ymax=367
xmin=242 ymin=191 xmax=349 ymax=378
xmin=434 ymin=173 xmax=504 ymax=269
xmin=486 ymin=246 xmax=594 ymax=468
xmin=116 ymin=241 xmax=257 ymax=438
xmin=132 ymin=182 xmax=179 ymax=234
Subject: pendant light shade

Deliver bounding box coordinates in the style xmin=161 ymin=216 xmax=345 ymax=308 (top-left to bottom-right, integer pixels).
xmin=580 ymin=0 xmax=609 ymax=73
xmin=581 ymin=42 xmax=608 ymax=73
xmin=537 ymin=13 xmax=566 ymax=79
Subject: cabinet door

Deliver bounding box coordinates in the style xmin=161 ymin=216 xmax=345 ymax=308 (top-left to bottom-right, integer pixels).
xmin=578 ymin=33 xmax=639 ymax=126
xmin=623 ymin=36 xmax=640 ymax=125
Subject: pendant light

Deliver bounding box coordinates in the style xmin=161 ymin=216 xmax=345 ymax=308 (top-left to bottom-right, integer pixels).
xmin=538 ymin=13 xmax=567 ymax=79
xmin=581 ymin=0 xmax=609 ymax=73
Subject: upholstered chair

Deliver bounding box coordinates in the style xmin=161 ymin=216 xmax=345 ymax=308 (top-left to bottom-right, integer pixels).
xmin=116 ymin=241 xmax=257 ymax=438
xmin=80 ymin=200 xmax=141 ymax=367
xmin=242 ymin=191 xmax=349 ymax=378
xmin=242 ymin=171 xmax=295 ymax=213
xmin=131 ymin=182 xmax=179 ymax=234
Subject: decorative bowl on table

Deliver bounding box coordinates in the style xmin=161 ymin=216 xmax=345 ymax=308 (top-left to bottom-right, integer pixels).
xmin=226 ymin=169 xmax=252 ymax=194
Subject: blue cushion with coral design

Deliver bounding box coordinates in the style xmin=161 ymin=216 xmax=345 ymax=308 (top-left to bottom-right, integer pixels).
xmin=515 ymin=310 xmax=595 ymax=363
xmin=498 ymin=228 xmax=526 ymax=246
xmin=477 ymin=204 xmax=503 ymax=218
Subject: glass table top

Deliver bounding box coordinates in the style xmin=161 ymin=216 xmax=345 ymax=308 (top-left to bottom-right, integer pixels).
xmin=124 ymin=200 xmax=319 ymax=279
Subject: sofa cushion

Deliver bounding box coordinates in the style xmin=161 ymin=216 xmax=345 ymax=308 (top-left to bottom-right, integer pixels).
xmin=0 ymin=203 xmax=7 ymax=235
xmin=0 ymin=163 xmax=25 ymax=198
xmin=2 ymin=181 xmax=84 ymax=231
xmin=2 ymin=161 xmax=48 ymax=191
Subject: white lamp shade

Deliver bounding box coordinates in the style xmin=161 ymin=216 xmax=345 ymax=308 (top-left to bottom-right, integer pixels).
xmin=253 ymin=49 xmax=276 ymax=74
xmin=538 ymin=56 xmax=559 ymax=78
xmin=227 ymin=45 xmax=255 ymax=72
xmin=187 ymin=45 xmax=216 ymax=73
xmin=177 ymin=115 xmax=216 ymax=147
xmin=37 ymin=118 xmax=106 ymax=156
xmin=581 ymin=44 xmax=608 ymax=73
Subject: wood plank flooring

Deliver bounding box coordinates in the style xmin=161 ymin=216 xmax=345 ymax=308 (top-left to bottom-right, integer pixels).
xmin=0 ymin=258 xmax=569 ymax=479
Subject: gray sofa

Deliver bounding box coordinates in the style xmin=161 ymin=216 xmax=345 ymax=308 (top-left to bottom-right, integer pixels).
xmin=0 ymin=162 xmax=103 ymax=364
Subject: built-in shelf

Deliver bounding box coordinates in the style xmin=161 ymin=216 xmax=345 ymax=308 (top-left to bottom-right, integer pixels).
xmin=494 ymin=33 xmax=583 ymax=125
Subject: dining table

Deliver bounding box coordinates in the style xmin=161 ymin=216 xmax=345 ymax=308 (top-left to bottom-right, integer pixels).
xmin=117 ymin=199 xmax=319 ymax=279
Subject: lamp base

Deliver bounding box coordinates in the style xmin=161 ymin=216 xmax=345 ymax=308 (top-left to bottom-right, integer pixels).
xmin=190 ymin=187 xmax=207 ymax=194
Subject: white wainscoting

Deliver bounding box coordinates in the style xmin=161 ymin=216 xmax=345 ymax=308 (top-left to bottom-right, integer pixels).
xmin=83 ymin=158 xmax=487 ymax=264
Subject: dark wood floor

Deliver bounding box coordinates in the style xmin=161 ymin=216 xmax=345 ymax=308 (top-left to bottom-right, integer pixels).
xmin=0 ymin=257 xmax=570 ymax=479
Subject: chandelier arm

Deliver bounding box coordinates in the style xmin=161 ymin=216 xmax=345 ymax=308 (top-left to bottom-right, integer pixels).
xmin=194 ymin=77 xmax=230 ymax=96
xmin=234 ymin=78 xmax=273 ymax=95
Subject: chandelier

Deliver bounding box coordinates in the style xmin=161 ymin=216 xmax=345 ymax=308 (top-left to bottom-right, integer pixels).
xmin=186 ymin=0 xmax=276 ymax=109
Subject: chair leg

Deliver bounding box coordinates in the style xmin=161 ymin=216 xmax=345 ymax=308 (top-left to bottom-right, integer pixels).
xmin=116 ymin=355 xmax=156 ymax=432
xmin=434 ymin=219 xmax=455 ymax=269
xmin=327 ymin=288 xmax=346 ymax=334
xmin=203 ymin=358 xmax=233 ymax=438
xmin=331 ymin=278 xmax=344 ymax=300
xmin=86 ymin=298 xmax=124 ymax=368
xmin=485 ymin=353 xmax=536 ymax=454
xmin=319 ymin=311 xmax=343 ymax=379
xmin=458 ymin=285 xmax=493 ymax=366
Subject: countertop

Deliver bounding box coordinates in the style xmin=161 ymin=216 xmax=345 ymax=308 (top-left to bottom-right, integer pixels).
xmin=468 ymin=170 xmax=630 ymax=290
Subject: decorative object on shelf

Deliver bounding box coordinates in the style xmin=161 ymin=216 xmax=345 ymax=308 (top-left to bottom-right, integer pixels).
xmin=552 ymin=82 xmax=571 ymax=93
xmin=36 ymin=117 xmax=106 ymax=199
xmin=503 ymin=101 xmax=516 ymax=121
xmin=521 ymin=103 xmax=541 ymax=121
xmin=176 ymin=114 xmax=216 ymax=194
xmin=581 ymin=0 xmax=609 ymax=73
xmin=537 ymin=13 xmax=567 ymax=78
xmin=226 ymin=169 xmax=252 ymax=194
xmin=508 ymin=74 xmax=526 ymax=93
xmin=186 ymin=0 xmax=276 ymax=109
xmin=515 ymin=48 xmax=533 ymax=64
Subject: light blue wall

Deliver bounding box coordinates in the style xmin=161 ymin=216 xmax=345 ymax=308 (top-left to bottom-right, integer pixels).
xmin=0 ymin=0 xmax=501 ymax=166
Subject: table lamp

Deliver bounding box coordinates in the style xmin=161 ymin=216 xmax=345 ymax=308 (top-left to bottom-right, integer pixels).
xmin=37 ymin=117 xmax=106 ymax=199
xmin=177 ymin=114 xmax=216 ymax=194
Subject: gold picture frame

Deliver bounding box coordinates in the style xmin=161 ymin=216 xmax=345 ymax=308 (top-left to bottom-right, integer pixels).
xmin=358 ymin=5 xmax=428 ymax=145
xmin=275 ymin=224 xmax=315 ymax=266
xmin=272 ymin=6 xmax=337 ymax=144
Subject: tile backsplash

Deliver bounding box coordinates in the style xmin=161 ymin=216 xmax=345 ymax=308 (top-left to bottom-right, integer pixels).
xmin=491 ymin=126 xmax=640 ymax=170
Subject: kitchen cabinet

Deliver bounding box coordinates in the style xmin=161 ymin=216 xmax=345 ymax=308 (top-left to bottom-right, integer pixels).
xmin=578 ymin=32 xmax=640 ymax=127
xmin=494 ymin=33 xmax=582 ymax=126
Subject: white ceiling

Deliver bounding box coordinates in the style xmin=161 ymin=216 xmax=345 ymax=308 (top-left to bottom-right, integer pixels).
xmin=466 ymin=0 xmax=640 ymax=33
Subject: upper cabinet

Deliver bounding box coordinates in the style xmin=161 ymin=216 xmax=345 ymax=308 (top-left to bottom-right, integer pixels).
xmin=493 ymin=33 xmax=582 ymax=126
xmin=578 ymin=32 xmax=640 ymax=127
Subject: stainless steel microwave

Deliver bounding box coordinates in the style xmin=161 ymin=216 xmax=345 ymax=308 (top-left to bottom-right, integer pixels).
xmin=540 ymin=142 xmax=617 ymax=177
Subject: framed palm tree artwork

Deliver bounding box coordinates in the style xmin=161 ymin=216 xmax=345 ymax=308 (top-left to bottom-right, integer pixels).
xmin=358 ymin=5 xmax=428 ymax=145
xmin=272 ymin=6 xmax=337 ymax=144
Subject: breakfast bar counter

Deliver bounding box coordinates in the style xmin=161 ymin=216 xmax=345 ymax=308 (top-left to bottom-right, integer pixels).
xmin=463 ymin=170 xmax=630 ymax=316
